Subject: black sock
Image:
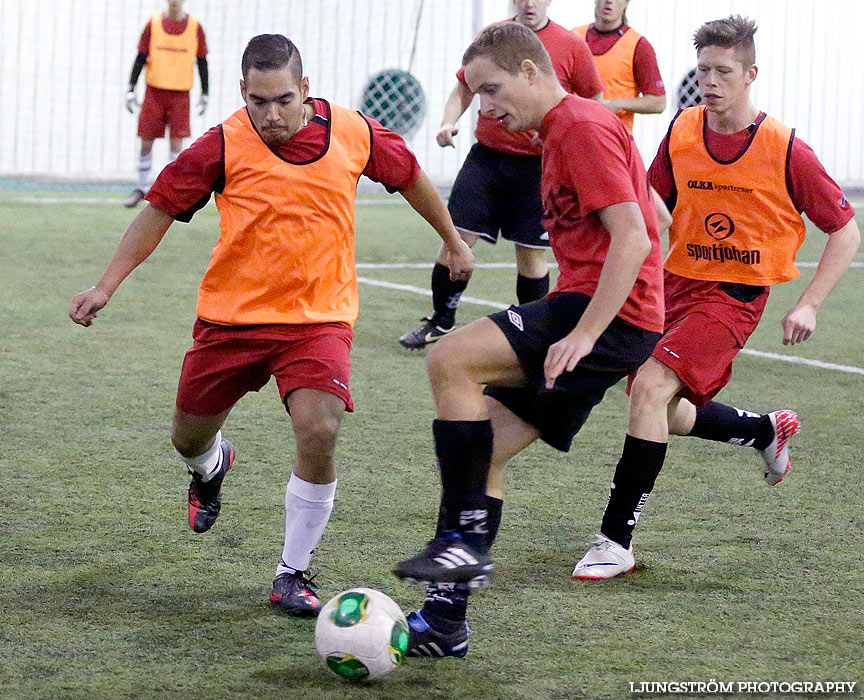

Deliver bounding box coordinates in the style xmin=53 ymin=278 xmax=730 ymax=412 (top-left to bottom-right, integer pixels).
xmin=431 ymin=262 xmax=466 ymax=326
xmin=424 ymin=494 xmax=503 ymax=632
xmin=688 ymin=401 xmax=773 ymax=450
xmin=601 ymin=435 xmax=667 ymax=549
xmin=516 ymin=273 xmax=549 ymax=304
xmin=433 ymin=419 xmax=493 ymax=553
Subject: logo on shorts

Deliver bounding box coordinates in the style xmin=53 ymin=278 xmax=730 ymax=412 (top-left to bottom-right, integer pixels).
xmin=661 ymin=346 xmax=680 ymax=359
xmin=506 ymin=309 xmax=524 ymax=331
xmin=704 ymin=212 xmax=735 ymax=240
xmin=332 ymin=379 xmax=348 ymax=391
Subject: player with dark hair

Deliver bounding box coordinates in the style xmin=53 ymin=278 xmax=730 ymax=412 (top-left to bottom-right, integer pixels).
xmin=392 ymin=21 xmax=664 ymax=656
xmin=398 ymin=0 xmax=604 ymax=350
xmin=71 ymin=33 xmax=474 ymax=616
xmin=573 ymin=0 xmax=666 ymax=133
xmin=571 ymin=15 xmax=860 ymax=579
xmin=124 ymin=0 xmax=209 ymax=207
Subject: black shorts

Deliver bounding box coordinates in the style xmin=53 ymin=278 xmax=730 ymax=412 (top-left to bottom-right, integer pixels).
xmin=485 ymin=293 xmax=661 ymax=452
xmin=447 ymin=143 xmax=548 ymax=248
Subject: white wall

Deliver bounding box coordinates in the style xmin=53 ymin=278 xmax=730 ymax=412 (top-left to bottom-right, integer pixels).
xmin=1 ymin=0 xmax=862 ymax=187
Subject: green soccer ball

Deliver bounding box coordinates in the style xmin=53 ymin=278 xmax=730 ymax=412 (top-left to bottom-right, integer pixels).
xmin=314 ymin=588 xmax=409 ymax=681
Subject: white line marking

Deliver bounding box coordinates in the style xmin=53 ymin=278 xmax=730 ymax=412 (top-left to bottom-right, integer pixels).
xmin=356 ymin=277 xmax=864 ymax=376
xmin=357 ymin=276 xmax=509 ymax=310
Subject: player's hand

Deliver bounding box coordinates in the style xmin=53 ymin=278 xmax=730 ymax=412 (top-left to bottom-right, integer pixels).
xmin=544 ymin=329 xmax=596 ymax=389
xmin=69 ymin=286 xmax=110 ymax=327
xmin=444 ymin=238 xmax=474 ymax=282
xmin=197 ymin=95 xmax=209 ymax=116
xmin=781 ymin=302 xmax=817 ymax=345
xmin=125 ymin=90 xmax=139 ymax=113
xmin=436 ymin=124 xmax=459 ymax=148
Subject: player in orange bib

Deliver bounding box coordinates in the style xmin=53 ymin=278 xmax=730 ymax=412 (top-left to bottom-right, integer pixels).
xmin=573 ymin=0 xmax=665 ymax=133
xmin=124 ymin=0 xmax=209 ymax=207
xmin=571 ymin=16 xmax=860 ymax=579
xmin=70 ymin=34 xmax=474 ymax=615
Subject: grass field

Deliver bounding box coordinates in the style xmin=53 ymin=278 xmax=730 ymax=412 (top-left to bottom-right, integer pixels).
xmin=1 ymin=192 xmax=863 ymax=700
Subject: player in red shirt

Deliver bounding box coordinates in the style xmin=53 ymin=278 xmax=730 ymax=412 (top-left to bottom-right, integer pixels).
xmin=572 ymin=16 xmax=860 ymax=579
xmin=574 ymin=0 xmax=666 ymax=132
xmin=124 ymin=0 xmax=209 ymax=207
xmin=392 ymin=22 xmax=663 ymax=657
xmin=398 ymin=0 xmax=604 ymax=350
xmin=70 ymin=35 xmax=474 ymax=616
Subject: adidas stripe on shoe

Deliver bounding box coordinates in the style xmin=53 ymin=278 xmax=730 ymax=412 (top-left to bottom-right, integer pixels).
xmin=393 ymin=537 xmax=493 ymax=588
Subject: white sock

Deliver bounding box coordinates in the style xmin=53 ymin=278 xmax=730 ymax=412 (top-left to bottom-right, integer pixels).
xmin=276 ymin=474 xmax=337 ymax=576
xmin=137 ymin=153 xmax=152 ymax=191
xmin=176 ymin=430 xmax=223 ymax=481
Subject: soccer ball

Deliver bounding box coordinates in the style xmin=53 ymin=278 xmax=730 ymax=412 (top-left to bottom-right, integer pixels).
xmin=314 ymin=587 xmax=409 ymax=681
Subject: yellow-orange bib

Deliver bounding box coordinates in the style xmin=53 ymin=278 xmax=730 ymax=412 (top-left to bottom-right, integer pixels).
xmin=145 ymin=13 xmax=199 ymax=92
xmin=198 ymin=103 xmax=372 ymax=326
xmin=573 ymin=24 xmax=641 ymax=133
xmin=665 ymin=107 xmax=805 ymax=285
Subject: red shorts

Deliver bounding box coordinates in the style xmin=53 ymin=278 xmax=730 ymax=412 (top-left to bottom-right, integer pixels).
xmin=138 ymin=86 xmax=191 ymax=140
xmin=645 ymin=272 xmax=769 ymax=405
xmin=176 ymin=320 xmax=354 ymax=416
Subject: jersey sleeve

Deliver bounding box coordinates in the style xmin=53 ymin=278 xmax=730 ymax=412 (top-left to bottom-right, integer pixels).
xmin=788 ymin=137 xmax=856 ymax=233
xmin=562 ymin=122 xmax=638 ymax=216
xmin=633 ymin=37 xmax=665 ymax=96
xmin=137 ymin=21 xmax=151 ymax=55
xmin=360 ymin=115 xmax=421 ymax=193
xmin=196 ymin=22 xmax=208 ymax=57
xmin=564 ymin=36 xmax=604 ymax=98
xmin=145 ymin=126 xmax=224 ymax=222
xmin=648 ymin=133 xmax=676 ymax=205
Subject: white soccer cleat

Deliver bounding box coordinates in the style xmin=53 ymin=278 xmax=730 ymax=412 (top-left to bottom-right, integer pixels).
xmin=760 ymin=410 xmax=800 ymax=485
xmin=572 ymin=533 xmax=635 ymax=580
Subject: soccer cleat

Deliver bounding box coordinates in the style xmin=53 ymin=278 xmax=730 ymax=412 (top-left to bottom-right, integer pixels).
xmin=269 ymin=570 xmax=321 ymax=617
xmin=187 ymin=439 xmax=235 ymax=534
xmin=398 ymin=316 xmax=455 ymax=350
xmin=760 ymin=410 xmax=800 ymax=485
xmin=405 ymin=611 xmax=469 ymax=658
xmin=393 ymin=537 xmax=493 ymax=588
xmin=572 ymin=533 xmax=635 ymax=580
xmin=123 ymin=188 xmax=146 ymax=208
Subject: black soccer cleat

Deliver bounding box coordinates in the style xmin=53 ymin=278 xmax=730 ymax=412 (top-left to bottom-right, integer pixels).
xmin=269 ymin=570 xmax=321 ymax=617
xmin=406 ymin=610 xmax=469 ymax=658
xmin=398 ymin=316 xmax=455 ymax=350
xmin=393 ymin=537 xmax=493 ymax=588
xmin=187 ymin=439 xmax=235 ymax=533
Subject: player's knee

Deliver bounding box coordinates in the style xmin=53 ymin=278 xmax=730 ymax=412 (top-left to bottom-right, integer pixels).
xmin=426 ymin=334 xmax=469 ymax=387
xmin=630 ymin=369 xmax=678 ymax=412
xmin=294 ymin=416 xmax=341 ymax=458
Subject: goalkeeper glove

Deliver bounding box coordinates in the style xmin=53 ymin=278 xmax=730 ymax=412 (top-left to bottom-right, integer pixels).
xmin=125 ymin=90 xmax=139 ymax=113
xmin=197 ymin=94 xmax=209 ymax=116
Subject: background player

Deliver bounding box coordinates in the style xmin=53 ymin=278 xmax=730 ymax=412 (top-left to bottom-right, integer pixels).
xmin=573 ymin=0 xmax=666 ymax=133
xmin=71 ymin=34 xmax=474 ymax=616
xmin=124 ymin=0 xmax=209 ymax=207
xmin=571 ymin=15 xmax=860 ymax=579
xmin=393 ymin=22 xmax=663 ymax=656
xmin=398 ymin=0 xmax=604 ymax=350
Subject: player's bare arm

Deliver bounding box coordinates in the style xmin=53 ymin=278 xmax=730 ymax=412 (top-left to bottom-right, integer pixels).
xmin=436 ymin=82 xmax=474 ymax=147
xmin=399 ymin=170 xmax=474 ymax=282
xmin=69 ymin=204 xmax=174 ymax=326
xmin=651 ymin=186 xmax=672 ymax=232
xmin=781 ymin=217 xmax=861 ymax=345
xmin=544 ymin=200 xmax=651 ymax=388
xmin=602 ymin=93 xmax=665 ymax=115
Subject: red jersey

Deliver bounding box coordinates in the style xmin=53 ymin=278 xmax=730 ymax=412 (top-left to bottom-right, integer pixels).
xmin=539 ymin=94 xmax=664 ymax=333
xmin=138 ymin=15 xmax=208 ymax=58
xmin=146 ymin=98 xmax=421 ymax=222
xmin=457 ymin=19 xmax=604 ymax=156
xmin=582 ymin=25 xmax=665 ymax=97
xmin=649 ymin=113 xmax=856 ymax=234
